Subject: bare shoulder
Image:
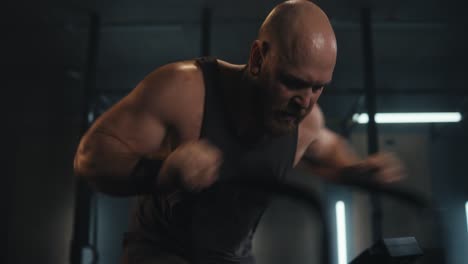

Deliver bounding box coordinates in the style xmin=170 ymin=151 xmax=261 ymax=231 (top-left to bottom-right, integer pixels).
xmin=142 ymin=60 xmax=203 ymax=90
xmin=295 ymin=105 xmax=325 ymax=165
xmin=133 ymin=60 xmax=204 ymax=103
xmin=299 ymin=105 xmax=325 ymax=142
xmin=128 ymin=60 xmax=205 ymax=125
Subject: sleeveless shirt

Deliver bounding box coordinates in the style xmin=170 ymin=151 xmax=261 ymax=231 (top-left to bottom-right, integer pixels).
xmin=126 ymin=57 xmax=298 ymax=264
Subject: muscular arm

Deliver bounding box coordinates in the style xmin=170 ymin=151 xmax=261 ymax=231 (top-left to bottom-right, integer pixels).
xmin=73 ymin=62 xmax=200 ymax=196
xmin=299 ymin=107 xmax=405 ymax=185
xmin=298 ymin=106 xmax=360 ymax=182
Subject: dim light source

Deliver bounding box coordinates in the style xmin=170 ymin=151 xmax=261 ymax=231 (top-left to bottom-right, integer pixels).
xmin=465 ymin=201 xmax=468 ymax=233
xmin=353 ymin=112 xmax=462 ymax=124
xmin=336 ymin=201 xmax=347 ymax=264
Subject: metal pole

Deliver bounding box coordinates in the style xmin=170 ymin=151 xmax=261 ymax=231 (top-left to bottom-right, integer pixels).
xmin=361 ymin=7 xmax=383 ymax=241
xmin=70 ymin=12 xmax=100 ymax=264
xmin=201 ymin=7 xmax=212 ymax=56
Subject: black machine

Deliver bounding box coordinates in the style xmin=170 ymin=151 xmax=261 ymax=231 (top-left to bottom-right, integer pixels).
xmin=227 ymin=177 xmax=433 ymax=264
xmin=350 ymin=237 xmax=423 ymax=264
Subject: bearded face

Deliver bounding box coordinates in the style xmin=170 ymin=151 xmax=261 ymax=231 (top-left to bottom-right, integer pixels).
xmin=252 ymin=65 xmax=316 ymax=136
xmin=246 ymin=36 xmax=334 ymax=136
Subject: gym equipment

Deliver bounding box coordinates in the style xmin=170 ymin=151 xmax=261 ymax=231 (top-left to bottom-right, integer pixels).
xmin=350 ymin=237 xmax=423 ymax=264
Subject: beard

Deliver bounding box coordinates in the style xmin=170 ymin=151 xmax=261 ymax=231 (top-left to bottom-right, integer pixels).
xmin=246 ymin=70 xmax=313 ymax=137
xmin=263 ymin=109 xmax=302 ymax=136
xmin=254 ymin=83 xmax=305 ymax=136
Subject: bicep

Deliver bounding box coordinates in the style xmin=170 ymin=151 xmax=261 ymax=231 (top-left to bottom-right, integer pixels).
xmin=87 ymin=64 xmax=189 ymax=157
xmin=91 ymin=95 xmax=168 ymax=156
xmin=73 ymin=88 xmax=169 ymax=180
xmin=303 ymin=127 xmax=359 ymax=174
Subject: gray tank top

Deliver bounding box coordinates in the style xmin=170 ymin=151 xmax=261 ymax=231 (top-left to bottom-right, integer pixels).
xmin=126 ymin=57 xmax=298 ymax=264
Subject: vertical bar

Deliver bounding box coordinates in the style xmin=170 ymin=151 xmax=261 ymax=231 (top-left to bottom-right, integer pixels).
xmin=361 ymin=7 xmax=383 ymax=241
xmin=465 ymin=201 xmax=468 ymax=233
xmin=201 ymin=7 xmax=212 ymax=56
xmin=336 ymin=201 xmax=348 ymax=264
xmin=82 ymin=13 xmax=100 ymax=124
xmin=70 ymin=12 xmax=100 ymax=264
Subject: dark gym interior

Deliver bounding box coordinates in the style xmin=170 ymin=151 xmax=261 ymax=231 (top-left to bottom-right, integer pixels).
xmin=6 ymin=0 xmax=468 ymax=264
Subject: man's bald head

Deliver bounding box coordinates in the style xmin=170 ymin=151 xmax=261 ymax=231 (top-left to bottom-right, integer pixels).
xmin=256 ymin=0 xmax=337 ymax=69
xmin=244 ymin=1 xmax=337 ymax=135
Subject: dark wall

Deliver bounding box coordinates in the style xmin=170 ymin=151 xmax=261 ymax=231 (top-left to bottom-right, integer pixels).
xmin=6 ymin=6 xmax=85 ymax=264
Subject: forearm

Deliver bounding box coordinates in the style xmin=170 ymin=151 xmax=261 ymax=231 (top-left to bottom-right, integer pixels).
xmin=302 ymin=134 xmax=399 ymax=186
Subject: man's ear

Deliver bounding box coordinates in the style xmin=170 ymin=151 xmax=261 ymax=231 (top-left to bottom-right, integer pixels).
xmin=249 ymin=40 xmax=265 ymax=76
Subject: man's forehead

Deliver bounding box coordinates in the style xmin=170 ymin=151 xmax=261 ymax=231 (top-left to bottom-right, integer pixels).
xmin=271 ymin=31 xmax=337 ymax=76
xmin=275 ymin=63 xmax=332 ymax=86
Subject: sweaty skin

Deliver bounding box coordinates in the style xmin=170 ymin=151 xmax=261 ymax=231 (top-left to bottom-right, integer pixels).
xmin=74 ymin=0 xmax=404 ymax=196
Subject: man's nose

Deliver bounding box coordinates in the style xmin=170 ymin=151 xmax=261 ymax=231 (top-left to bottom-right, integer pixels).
xmin=293 ymin=88 xmax=314 ymax=109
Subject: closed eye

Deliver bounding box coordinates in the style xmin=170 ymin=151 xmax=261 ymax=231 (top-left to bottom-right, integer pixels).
xmin=279 ymin=74 xmax=310 ymax=90
xmin=278 ymin=71 xmax=330 ymax=91
xmin=312 ymin=85 xmax=324 ymax=92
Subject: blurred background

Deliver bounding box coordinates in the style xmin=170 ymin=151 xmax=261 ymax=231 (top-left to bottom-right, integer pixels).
xmin=5 ymin=0 xmax=468 ymax=264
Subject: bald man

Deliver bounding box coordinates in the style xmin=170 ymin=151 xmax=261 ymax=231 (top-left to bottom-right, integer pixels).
xmin=74 ymin=1 xmax=404 ymax=263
